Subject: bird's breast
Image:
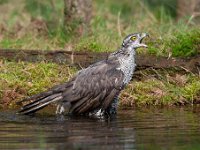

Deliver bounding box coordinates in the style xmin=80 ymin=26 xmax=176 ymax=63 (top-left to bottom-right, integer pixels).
xmin=117 ymin=53 xmax=136 ymax=84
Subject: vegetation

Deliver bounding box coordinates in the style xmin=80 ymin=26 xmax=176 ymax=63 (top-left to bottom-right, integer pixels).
xmin=120 ymin=70 xmax=200 ymax=107
xmin=0 ymin=60 xmax=77 ymax=108
xmin=0 ymin=0 xmax=199 ymax=109
xmin=0 ymin=0 xmax=199 ymax=56
xmin=0 ymin=60 xmax=199 ymax=109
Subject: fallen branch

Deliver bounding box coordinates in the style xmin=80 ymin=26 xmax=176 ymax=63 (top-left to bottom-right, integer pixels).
xmin=0 ymin=49 xmax=199 ymax=73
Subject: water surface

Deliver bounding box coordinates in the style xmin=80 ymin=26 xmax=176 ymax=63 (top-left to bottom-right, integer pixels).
xmin=0 ymin=107 xmax=200 ymax=150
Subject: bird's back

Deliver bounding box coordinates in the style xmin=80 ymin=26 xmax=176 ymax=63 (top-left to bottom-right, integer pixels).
xmin=61 ymin=56 xmax=125 ymax=114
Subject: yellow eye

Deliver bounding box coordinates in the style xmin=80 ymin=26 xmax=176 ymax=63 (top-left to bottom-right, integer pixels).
xmin=131 ymin=36 xmax=136 ymax=41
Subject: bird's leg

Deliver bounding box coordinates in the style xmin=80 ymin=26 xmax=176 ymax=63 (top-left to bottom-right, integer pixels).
xmin=56 ymin=101 xmax=71 ymax=115
xmin=95 ymin=109 xmax=105 ymax=117
xmin=89 ymin=108 xmax=105 ymax=118
xmin=105 ymin=95 xmax=119 ymax=115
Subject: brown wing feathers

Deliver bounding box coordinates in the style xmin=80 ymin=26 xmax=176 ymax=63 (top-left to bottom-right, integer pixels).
xmin=18 ymin=59 xmax=124 ymax=115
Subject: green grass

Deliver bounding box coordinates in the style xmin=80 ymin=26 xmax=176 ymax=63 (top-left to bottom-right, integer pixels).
xmin=119 ymin=70 xmax=200 ymax=107
xmin=0 ymin=0 xmax=199 ymax=57
xmin=170 ymin=30 xmax=200 ymax=57
xmin=147 ymin=28 xmax=200 ymax=57
xmin=0 ymin=60 xmax=77 ymax=108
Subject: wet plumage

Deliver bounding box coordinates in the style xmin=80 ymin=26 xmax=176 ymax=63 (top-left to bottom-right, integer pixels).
xmin=18 ymin=33 xmax=148 ymax=116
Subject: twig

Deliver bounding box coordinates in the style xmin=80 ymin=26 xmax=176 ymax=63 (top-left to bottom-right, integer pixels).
xmin=117 ymin=11 xmax=122 ymax=38
xmin=180 ymin=66 xmax=194 ymax=75
xmin=151 ymin=68 xmax=164 ymax=80
xmin=71 ymin=51 xmax=74 ymax=64
xmin=187 ymin=12 xmax=200 ymax=25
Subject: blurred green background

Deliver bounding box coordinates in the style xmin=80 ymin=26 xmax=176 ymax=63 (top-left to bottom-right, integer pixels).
xmin=0 ymin=0 xmax=199 ymax=57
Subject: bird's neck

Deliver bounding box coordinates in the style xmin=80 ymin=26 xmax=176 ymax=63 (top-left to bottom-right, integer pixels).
xmin=111 ymin=46 xmax=136 ymax=84
xmin=110 ymin=46 xmax=135 ymax=58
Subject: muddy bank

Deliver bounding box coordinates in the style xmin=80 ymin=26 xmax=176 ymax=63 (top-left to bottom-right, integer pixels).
xmin=0 ymin=49 xmax=199 ymax=74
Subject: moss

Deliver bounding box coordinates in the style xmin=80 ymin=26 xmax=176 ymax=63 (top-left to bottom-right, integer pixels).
xmin=170 ymin=30 xmax=200 ymax=57
xmin=119 ymin=71 xmax=200 ymax=107
xmin=0 ymin=60 xmax=199 ymax=109
xmin=0 ymin=60 xmax=77 ymax=108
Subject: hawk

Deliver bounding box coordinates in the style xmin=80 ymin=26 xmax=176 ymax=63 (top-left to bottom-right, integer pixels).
xmin=18 ymin=33 xmax=148 ymax=116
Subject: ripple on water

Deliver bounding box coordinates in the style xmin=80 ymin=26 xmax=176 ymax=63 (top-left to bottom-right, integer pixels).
xmin=0 ymin=107 xmax=200 ymax=150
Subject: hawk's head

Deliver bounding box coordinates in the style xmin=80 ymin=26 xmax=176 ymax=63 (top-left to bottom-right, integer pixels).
xmin=122 ymin=33 xmax=149 ymax=49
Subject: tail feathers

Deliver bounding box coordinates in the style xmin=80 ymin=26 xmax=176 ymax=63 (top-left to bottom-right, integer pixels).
xmin=16 ymin=90 xmax=54 ymax=105
xmin=18 ymin=93 xmax=63 ymax=115
xmin=16 ymin=82 xmax=71 ymax=105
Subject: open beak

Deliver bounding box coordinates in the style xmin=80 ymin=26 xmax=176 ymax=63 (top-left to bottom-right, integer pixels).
xmin=139 ymin=33 xmax=149 ymax=48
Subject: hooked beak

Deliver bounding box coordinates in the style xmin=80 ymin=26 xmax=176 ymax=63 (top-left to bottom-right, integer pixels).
xmin=139 ymin=33 xmax=149 ymax=48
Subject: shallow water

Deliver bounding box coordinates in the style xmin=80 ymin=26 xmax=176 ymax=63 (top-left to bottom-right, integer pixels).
xmin=0 ymin=107 xmax=200 ymax=150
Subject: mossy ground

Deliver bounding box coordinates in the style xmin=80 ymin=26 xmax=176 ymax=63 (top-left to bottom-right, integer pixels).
xmin=120 ymin=69 xmax=200 ymax=108
xmin=0 ymin=60 xmax=199 ymax=109
xmin=0 ymin=60 xmax=77 ymax=108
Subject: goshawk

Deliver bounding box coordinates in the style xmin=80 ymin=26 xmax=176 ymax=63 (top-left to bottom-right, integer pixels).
xmin=18 ymin=33 xmax=148 ymax=116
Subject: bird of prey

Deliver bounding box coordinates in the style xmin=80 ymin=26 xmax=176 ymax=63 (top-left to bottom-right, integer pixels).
xmin=18 ymin=33 xmax=148 ymax=116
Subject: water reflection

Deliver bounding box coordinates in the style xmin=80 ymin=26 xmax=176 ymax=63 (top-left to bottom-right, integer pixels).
xmin=0 ymin=107 xmax=200 ymax=150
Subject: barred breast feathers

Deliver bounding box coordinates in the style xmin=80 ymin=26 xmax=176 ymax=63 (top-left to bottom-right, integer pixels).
xmin=113 ymin=47 xmax=136 ymax=85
